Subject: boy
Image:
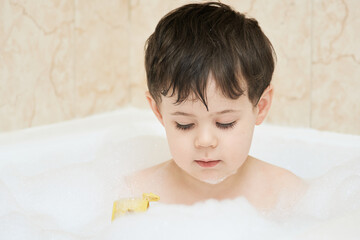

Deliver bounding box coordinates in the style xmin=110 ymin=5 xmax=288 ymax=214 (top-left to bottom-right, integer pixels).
xmin=127 ymin=2 xmax=306 ymax=211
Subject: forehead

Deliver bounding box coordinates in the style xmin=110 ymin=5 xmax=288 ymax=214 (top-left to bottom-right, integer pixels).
xmin=160 ymin=82 xmax=251 ymax=113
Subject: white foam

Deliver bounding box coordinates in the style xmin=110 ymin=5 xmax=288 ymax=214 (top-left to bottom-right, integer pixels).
xmin=0 ymin=107 xmax=360 ymax=239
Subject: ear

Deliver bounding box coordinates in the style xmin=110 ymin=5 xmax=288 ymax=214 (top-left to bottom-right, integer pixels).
xmin=255 ymin=85 xmax=273 ymax=125
xmin=145 ymin=91 xmax=164 ymax=126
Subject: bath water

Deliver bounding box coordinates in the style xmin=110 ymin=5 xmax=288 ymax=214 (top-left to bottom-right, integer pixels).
xmin=1 ymin=107 xmax=360 ymax=239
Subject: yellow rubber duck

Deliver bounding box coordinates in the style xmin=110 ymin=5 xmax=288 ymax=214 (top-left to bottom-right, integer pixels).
xmin=111 ymin=193 xmax=160 ymax=221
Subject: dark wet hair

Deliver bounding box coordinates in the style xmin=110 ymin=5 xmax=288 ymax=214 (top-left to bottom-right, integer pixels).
xmin=145 ymin=2 xmax=276 ymax=109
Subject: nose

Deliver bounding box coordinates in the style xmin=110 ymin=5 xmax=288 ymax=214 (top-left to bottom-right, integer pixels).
xmin=194 ymin=127 xmax=218 ymax=149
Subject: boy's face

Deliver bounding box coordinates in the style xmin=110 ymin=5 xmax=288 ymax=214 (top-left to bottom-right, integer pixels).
xmin=147 ymin=74 xmax=272 ymax=184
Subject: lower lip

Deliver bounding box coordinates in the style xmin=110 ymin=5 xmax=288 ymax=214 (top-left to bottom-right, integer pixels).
xmin=195 ymin=160 xmax=221 ymax=168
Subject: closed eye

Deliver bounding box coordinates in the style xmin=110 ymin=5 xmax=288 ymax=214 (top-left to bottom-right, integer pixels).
xmin=216 ymin=121 xmax=236 ymax=129
xmin=175 ymin=122 xmax=194 ymax=131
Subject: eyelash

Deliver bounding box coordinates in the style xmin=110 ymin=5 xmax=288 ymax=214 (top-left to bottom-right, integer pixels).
xmin=175 ymin=121 xmax=237 ymax=131
xmin=175 ymin=123 xmax=194 ymax=131
xmin=216 ymin=121 xmax=237 ymax=129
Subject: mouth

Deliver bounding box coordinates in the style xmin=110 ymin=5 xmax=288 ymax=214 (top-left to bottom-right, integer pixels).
xmin=195 ymin=159 xmax=221 ymax=168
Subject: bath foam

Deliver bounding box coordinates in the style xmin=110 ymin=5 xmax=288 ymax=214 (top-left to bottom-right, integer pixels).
xmin=292 ymin=160 xmax=360 ymax=219
xmin=101 ymin=198 xmax=289 ymax=240
xmin=0 ymin=107 xmax=359 ymax=239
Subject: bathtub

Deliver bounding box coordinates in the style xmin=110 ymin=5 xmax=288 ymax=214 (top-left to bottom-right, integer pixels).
xmin=1 ymin=107 xmax=360 ymax=239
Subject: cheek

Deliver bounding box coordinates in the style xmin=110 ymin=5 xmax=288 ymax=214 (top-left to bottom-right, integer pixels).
xmin=164 ymin=127 xmax=193 ymax=160
xmin=222 ymin=127 xmax=254 ymax=160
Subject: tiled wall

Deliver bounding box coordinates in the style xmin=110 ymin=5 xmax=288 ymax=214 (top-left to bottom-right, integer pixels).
xmin=0 ymin=0 xmax=130 ymax=131
xmin=1 ymin=0 xmax=359 ymax=134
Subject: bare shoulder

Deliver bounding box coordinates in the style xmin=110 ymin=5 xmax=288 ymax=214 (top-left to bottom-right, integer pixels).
xmin=250 ymin=156 xmax=305 ymax=187
xmin=247 ymin=156 xmax=308 ymax=209
xmin=124 ymin=160 xmax=172 ymax=197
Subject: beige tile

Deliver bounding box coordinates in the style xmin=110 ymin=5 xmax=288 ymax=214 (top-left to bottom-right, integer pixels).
xmin=312 ymin=0 xmax=360 ymax=134
xmin=225 ymin=1 xmax=312 ymax=128
xmin=129 ymin=0 xmax=208 ymax=108
xmin=312 ymin=0 xmax=360 ymax=63
xmin=248 ymin=0 xmax=312 ymax=127
xmin=2 ymin=0 xmax=357 ymax=134
xmin=0 ymin=0 xmax=75 ymax=132
xmin=2 ymin=0 xmax=74 ymax=33
xmin=312 ymin=58 xmax=360 ymax=134
xmin=75 ymin=0 xmax=130 ymax=117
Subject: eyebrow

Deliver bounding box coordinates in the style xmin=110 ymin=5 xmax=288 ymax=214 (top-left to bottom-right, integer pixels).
xmin=171 ymin=109 xmax=239 ymax=117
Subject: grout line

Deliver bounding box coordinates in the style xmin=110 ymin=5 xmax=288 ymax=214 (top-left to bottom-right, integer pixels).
xmin=73 ymin=0 xmax=78 ymax=119
xmin=309 ymin=0 xmax=313 ymax=129
xmin=128 ymin=0 xmax=132 ymax=105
